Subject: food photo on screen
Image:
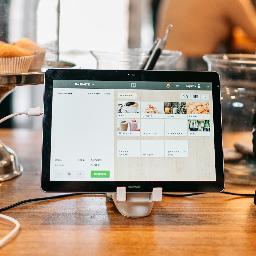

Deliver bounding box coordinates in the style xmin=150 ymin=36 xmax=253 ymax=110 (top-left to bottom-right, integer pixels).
xmin=164 ymin=102 xmax=187 ymax=114
xmin=118 ymin=101 xmax=139 ymax=114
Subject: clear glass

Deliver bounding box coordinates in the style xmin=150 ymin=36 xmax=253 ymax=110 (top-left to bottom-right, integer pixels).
xmin=203 ymin=54 xmax=256 ymax=185
xmin=91 ymin=49 xmax=182 ymax=70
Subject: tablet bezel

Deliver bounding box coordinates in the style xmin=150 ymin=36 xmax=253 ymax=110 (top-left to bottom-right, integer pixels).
xmin=42 ymin=69 xmax=224 ymax=192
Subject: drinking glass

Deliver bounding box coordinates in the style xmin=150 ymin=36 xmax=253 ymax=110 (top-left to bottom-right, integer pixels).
xmin=204 ymin=54 xmax=256 ymax=184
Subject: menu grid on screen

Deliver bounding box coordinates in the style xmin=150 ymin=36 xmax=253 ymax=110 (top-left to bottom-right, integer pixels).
xmin=49 ymin=80 xmax=216 ymax=182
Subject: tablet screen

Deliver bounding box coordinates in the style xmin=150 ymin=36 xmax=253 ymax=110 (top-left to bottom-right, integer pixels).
xmin=49 ymin=80 xmax=216 ymax=182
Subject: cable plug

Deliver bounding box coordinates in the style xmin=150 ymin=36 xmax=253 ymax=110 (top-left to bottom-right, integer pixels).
xmin=0 ymin=107 xmax=44 ymax=124
xmin=26 ymin=107 xmax=43 ymax=116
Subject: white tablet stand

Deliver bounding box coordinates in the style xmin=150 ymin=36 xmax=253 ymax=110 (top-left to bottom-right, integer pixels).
xmin=109 ymin=187 xmax=163 ymax=218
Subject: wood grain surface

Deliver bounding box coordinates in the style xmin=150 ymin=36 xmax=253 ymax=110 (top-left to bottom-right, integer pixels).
xmin=0 ymin=129 xmax=255 ymax=256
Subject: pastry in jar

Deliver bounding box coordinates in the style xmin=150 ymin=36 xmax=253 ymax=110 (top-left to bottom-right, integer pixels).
xmin=0 ymin=43 xmax=33 ymax=74
xmin=14 ymin=38 xmax=45 ymax=71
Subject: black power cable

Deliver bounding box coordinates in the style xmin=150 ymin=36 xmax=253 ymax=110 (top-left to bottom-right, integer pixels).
xmin=164 ymin=191 xmax=255 ymax=197
xmin=0 ymin=191 xmax=255 ymax=213
xmin=0 ymin=193 xmax=89 ymax=213
xmin=163 ymin=192 xmax=205 ymax=197
xmin=221 ymin=191 xmax=255 ymax=197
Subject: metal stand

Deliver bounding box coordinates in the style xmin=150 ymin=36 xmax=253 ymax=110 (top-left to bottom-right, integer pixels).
xmin=109 ymin=187 xmax=163 ymax=218
xmin=0 ymin=143 xmax=23 ymax=182
xmin=0 ymin=73 xmax=44 ymax=182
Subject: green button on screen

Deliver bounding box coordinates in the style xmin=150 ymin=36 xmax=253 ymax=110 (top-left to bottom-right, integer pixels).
xmin=91 ymin=170 xmax=110 ymax=178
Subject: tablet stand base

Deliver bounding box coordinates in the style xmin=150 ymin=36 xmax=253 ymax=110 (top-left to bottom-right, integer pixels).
xmin=109 ymin=187 xmax=162 ymax=218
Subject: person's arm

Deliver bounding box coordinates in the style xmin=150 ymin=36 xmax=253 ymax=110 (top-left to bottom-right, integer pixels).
xmin=156 ymin=0 xmax=170 ymax=38
xmin=226 ymin=0 xmax=256 ymax=40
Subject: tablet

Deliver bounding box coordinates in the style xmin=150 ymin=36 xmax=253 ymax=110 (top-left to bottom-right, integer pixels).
xmin=42 ymin=69 xmax=224 ymax=192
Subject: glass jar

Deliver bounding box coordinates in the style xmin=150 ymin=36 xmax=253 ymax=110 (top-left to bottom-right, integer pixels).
xmin=203 ymin=54 xmax=256 ymax=185
xmin=91 ymin=49 xmax=182 ymax=70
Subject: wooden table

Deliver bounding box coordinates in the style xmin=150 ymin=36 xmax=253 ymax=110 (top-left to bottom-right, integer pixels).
xmin=0 ymin=129 xmax=255 ymax=256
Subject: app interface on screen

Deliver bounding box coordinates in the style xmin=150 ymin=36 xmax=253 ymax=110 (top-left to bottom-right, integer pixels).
xmin=50 ymin=80 xmax=216 ymax=181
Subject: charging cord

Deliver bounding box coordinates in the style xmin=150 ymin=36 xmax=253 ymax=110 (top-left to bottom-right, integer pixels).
xmin=0 ymin=107 xmax=43 ymax=248
xmin=0 ymin=107 xmax=43 ymax=124
xmin=0 ymin=214 xmax=20 ymax=248
xmin=0 ymin=193 xmax=89 ymax=247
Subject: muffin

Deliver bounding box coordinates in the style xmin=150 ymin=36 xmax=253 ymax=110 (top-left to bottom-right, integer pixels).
xmin=15 ymin=38 xmax=45 ymax=71
xmin=0 ymin=43 xmax=33 ymax=74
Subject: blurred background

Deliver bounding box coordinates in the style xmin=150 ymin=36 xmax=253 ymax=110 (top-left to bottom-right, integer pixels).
xmin=1 ymin=0 xmax=256 ymax=129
